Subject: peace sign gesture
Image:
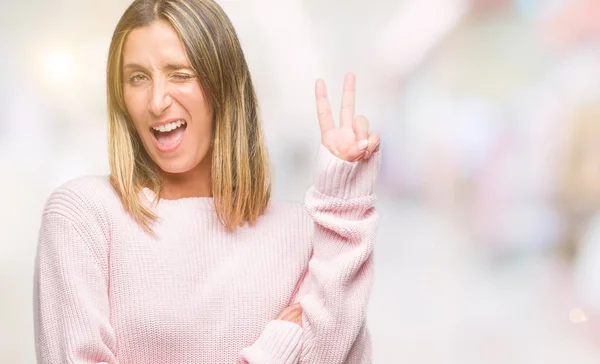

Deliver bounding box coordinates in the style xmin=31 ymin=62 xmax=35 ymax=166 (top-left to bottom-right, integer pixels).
xmin=315 ymin=73 xmax=380 ymax=162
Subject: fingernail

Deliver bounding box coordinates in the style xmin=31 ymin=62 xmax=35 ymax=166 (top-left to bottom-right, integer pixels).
xmin=357 ymin=139 xmax=369 ymax=150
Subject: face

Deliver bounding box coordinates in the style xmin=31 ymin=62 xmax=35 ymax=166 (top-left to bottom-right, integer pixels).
xmin=122 ymin=20 xmax=213 ymax=175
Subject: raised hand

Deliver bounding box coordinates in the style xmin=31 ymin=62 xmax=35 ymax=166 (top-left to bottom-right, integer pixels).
xmin=315 ymin=73 xmax=380 ymax=162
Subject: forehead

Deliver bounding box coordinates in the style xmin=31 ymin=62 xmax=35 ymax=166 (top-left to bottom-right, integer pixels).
xmin=122 ymin=20 xmax=189 ymax=66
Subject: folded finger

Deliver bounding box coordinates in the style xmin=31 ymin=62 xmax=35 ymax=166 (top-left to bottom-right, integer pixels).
xmin=364 ymin=131 xmax=380 ymax=159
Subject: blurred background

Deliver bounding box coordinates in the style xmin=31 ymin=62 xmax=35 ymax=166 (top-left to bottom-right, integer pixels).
xmin=3 ymin=0 xmax=600 ymax=362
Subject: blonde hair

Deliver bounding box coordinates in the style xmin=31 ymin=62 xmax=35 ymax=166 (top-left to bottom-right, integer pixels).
xmin=106 ymin=0 xmax=271 ymax=232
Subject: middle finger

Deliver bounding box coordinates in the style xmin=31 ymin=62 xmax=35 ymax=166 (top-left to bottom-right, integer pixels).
xmin=339 ymin=72 xmax=356 ymax=129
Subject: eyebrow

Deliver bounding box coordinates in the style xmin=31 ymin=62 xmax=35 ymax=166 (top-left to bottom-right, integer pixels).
xmin=123 ymin=63 xmax=193 ymax=72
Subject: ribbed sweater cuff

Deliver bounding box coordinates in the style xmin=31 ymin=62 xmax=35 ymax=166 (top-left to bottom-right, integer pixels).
xmin=314 ymin=144 xmax=382 ymax=199
xmin=241 ymin=320 xmax=303 ymax=363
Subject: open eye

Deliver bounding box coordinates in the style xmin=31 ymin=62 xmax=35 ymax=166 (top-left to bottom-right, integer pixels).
xmin=128 ymin=74 xmax=148 ymax=84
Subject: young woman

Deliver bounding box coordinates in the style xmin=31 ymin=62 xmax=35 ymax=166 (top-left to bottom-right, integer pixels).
xmin=33 ymin=0 xmax=381 ymax=363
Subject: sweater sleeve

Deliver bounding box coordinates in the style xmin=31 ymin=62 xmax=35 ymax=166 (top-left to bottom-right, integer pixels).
xmin=34 ymin=186 xmax=118 ymax=364
xmin=240 ymin=145 xmax=381 ymax=363
xmin=238 ymin=320 xmax=303 ymax=364
xmin=295 ymin=144 xmax=381 ymax=363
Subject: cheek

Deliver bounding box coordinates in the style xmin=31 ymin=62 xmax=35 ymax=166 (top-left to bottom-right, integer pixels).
xmin=194 ymin=105 xmax=213 ymax=140
xmin=123 ymin=91 xmax=147 ymax=131
xmin=177 ymin=86 xmax=213 ymax=131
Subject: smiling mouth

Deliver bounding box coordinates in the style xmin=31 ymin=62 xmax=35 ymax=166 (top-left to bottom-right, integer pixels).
xmin=150 ymin=120 xmax=187 ymax=151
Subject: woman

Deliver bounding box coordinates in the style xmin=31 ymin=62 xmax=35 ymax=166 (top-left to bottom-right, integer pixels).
xmin=33 ymin=0 xmax=381 ymax=363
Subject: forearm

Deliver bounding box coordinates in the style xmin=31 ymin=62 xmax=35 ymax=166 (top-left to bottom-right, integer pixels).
xmin=296 ymin=146 xmax=381 ymax=363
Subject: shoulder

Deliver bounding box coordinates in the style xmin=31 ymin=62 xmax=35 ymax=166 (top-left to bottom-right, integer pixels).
xmin=246 ymin=200 xmax=314 ymax=242
xmin=43 ymin=175 xmax=122 ymax=225
xmin=261 ymin=200 xmax=312 ymax=227
xmin=39 ymin=176 xmax=119 ymax=270
xmin=265 ymin=200 xmax=304 ymax=216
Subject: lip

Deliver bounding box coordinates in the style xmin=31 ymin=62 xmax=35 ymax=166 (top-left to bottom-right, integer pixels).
xmin=150 ymin=118 xmax=187 ymax=153
xmin=149 ymin=118 xmax=186 ymax=128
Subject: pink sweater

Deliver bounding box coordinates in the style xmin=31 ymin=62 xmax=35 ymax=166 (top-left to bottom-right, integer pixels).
xmin=34 ymin=145 xmax=381 ymax=363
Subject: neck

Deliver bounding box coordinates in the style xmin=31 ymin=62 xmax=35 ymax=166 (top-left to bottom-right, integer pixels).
xmin=160 ymin=156 xmax=212 ymax=200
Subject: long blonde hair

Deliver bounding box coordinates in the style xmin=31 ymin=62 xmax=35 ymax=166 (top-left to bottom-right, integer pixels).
xmin=106 ymin=0 xmax=271 ymax=232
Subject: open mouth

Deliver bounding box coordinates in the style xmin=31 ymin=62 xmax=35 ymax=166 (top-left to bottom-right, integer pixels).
xmin=150 ymin=120 xmax=187 ymax=152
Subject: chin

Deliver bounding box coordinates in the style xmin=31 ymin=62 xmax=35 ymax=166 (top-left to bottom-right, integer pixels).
xmin=154 ymin=158 xmax=197 ymax=174
xmin=153 ymin=150 xmax=211 ymax=176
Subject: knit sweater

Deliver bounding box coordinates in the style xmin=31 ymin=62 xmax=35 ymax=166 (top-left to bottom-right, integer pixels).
xmin=33 ymin=145 xmax=381 ymax=364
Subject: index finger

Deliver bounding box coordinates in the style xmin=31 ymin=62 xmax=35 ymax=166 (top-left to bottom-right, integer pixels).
xmin=315 ymin=79 xmax=335 ymax=135
xmin=340 ymin=72 xmax=356 ymax=128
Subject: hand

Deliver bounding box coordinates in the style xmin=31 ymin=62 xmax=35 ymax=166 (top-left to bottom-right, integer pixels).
xmin=315 ymin=72 xmax=380 ymax=162
xmin=275 ymin=302 xmax=303 ymax=328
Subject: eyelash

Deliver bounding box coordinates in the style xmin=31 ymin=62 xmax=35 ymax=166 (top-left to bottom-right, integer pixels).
xmin=172 ymin=74 xmax=193 ymax=81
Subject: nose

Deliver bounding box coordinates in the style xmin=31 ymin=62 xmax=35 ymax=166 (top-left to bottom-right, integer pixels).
xmin=148 ymin=80 xmax=172 ymax=116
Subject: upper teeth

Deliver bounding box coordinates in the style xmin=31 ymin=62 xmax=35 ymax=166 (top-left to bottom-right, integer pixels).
xmin=152 ymin=120 xmax=186 ymax=132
